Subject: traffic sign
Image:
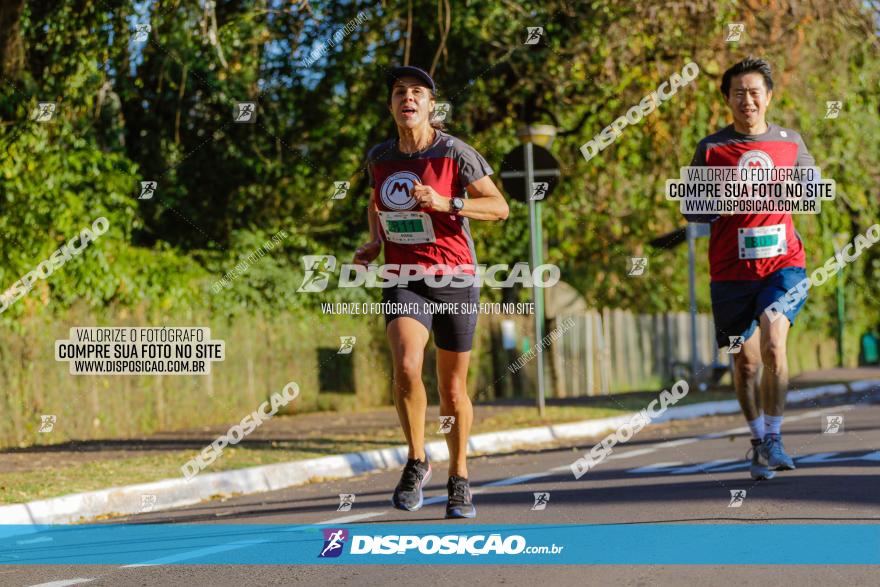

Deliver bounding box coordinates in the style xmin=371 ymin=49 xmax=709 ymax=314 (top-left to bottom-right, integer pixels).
xmin=499 ymin=144 xmax=561 ymax=202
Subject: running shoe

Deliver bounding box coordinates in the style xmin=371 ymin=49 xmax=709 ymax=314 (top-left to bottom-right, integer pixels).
xmin=391 ymin=457 xmax=432 ymax=511
xmin=747 ymin=438 xmax=775 ymax=480
xmin=761 ymin=434 xmax=796 ymax=470
xmin=445 ymin=475 xmax=476 ymax=519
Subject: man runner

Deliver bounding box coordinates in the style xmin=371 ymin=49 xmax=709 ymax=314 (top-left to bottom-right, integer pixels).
xmin=684 ymin=57 xmax=816 ymax=480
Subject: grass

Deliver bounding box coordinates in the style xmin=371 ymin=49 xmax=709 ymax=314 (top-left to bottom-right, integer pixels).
xmin=0 ymin=389 xmax=736 ymax=506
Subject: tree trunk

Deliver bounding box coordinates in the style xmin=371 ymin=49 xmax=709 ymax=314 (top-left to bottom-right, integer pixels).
xmin=0 ymin=0 xmax=25 ymax=78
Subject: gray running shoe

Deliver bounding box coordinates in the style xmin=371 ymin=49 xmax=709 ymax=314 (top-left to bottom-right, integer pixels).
xmin=748 ymin=438 xmax=775 ymax=480
xmin=761 ymin=434 xmax=796 ymax=471
xmin=391 ymin=458 xmax=432 ymax=511
xmin=445 ymin=475 xmax=476 ymax=519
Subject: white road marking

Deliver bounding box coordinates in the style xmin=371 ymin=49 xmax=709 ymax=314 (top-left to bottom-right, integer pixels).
xmin=119 ymin=508 xmax=387 ymax=570
xmin=702 ymin=460 xmax=749 ymax=472
xmin=608 ymin=447 xmax=659 ymax=459
xmin=656 ymin=437 xmax=701 ymax=448
xmin=481 ymin=472 xmax=551 ymax=487
xmin=627 ymin=462 xmax=685 ymax=474
xmin=25 ymin=580 xmax=94 ymax=587
xmin=16 ymin=536 xmax=53 ymax=545
xmin=629 ymin=451 xmax=880 ymax=474
xmin=668 ymin=458 xmax=739 ymax=475
xmin=314 ymin=511 xmax=386 ymax=525
xmin=121 ymin=539 xmax=267 ymax=567
xmin=797 ymin=452 xmax=846 ymax=464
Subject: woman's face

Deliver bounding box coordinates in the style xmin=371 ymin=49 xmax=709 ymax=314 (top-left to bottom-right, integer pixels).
xmin=389 ymin=76 xmax=434 ymax=130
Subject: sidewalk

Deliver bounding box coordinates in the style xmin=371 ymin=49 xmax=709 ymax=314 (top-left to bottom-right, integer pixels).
xmin=1 ymin=367 xmax=878 ymax=511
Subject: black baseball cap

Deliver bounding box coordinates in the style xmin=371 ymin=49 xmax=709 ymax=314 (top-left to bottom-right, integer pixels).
xmin=386 ymin=66 xmax=436 ymax=94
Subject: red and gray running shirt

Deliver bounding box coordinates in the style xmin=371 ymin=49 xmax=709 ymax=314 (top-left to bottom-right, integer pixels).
xmin=686 ymin=123 xmax=815 ymax=282
xmin=367 ymin=130 xmax=493 ymax=274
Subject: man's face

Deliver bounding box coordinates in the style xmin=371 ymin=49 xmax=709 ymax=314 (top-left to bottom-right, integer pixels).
xmin=389 ymin=76 xmax=434 ymax=129
xmin=726 ymin=71 xmax=772 ymax=128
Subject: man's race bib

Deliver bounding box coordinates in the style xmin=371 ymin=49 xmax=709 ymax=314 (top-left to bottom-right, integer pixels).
xmin=379 ymin=211 xmax=436 ymax=245
xmin=738 ymin=224 xmax=787 ymax=260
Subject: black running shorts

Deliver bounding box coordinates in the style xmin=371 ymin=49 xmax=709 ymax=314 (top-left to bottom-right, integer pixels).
xmin=382 ymin=279 xmax=479 ymax=352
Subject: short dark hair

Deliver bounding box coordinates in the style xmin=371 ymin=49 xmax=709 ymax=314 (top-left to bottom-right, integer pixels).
xmin=721 ymin=57 xmax=774 ymax=97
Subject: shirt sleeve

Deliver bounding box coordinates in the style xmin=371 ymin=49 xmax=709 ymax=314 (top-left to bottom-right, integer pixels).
xmin=456 ymin=144 xmax=494 ymax=190
xmin=683 ymin=141 xmax=721 ymax=224
xmin=689 ymin=141 xmax=707 ymax=167
xmin=795 ymin=133 xmax=816 ymax=167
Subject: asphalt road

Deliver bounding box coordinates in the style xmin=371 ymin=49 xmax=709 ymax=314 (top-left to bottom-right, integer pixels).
xmin=7 ymin=387 xmax=880 ymax=586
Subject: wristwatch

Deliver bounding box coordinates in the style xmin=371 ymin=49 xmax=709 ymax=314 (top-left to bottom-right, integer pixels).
xmin=450 ymin=197 xmax=464 ymax=214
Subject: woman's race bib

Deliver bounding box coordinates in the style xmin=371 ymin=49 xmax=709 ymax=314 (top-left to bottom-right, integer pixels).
xmin=379 ymin=211 xmax=437 ymax=245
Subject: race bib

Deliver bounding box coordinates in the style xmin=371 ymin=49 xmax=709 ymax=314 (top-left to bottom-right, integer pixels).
xmin=379 ymin=211 xmax=436 ymax=245
xmin=738 ymin=224 xmax=787 ymax=260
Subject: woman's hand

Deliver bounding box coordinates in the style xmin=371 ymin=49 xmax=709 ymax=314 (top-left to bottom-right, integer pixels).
xmin=411 ymin=181 xmax=450 ymax=213
xmin=353 ymin=239 xmax=382 ymax=266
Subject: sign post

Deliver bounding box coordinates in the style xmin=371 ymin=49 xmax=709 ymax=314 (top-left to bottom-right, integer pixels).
xmin=500 ymin=143 xmax=560 ymax=415
xmin=650 ymin=222 xmax=710 ymax=388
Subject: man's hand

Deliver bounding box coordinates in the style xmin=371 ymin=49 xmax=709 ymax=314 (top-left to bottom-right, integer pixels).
xmin=353 ymin=239 xmax=381 ymax=266
xmin=411 ymin=181 xmax=449 ymax=213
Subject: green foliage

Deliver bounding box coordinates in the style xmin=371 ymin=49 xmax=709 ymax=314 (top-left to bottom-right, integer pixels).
xmin=0 ymin=0 xmax=877 ymax=352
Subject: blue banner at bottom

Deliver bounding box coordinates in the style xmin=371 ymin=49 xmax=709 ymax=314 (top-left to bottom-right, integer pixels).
xmin=0 ymin=524 xmax=878 ymax=565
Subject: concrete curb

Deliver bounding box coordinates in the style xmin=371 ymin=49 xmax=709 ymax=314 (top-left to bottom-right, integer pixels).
xmin=2 ymin=379 xmax=877 ymax=524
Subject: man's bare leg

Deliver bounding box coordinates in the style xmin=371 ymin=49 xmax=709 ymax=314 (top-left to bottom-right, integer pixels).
xmin=759 ymin=312 xmax=791 ymax=422
xmin=756 ymin=312 xmax=796 ymax=469
xmin=732 ymin=327 xmax=763 ymax=430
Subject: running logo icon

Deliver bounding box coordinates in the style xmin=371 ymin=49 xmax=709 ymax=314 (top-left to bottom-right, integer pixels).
xmin=823 ymin=415 xmax=844 ymax=434
xmin=38 ymin=415 xmax=56 ymax=433
xmin=628 ymin=257 xmax=648 ymax=276
xmin=824 ymin=101 xmax=842 ymax=119
xmin=725 ymin=23 xmax=745 ymax=42
xmin=431 ymin=102 xmax=451 ymax=123
xmin=139 ymin=181 xmax=157 ymax=200
xmin=728 ymin=489 xmax=746 ymax=508
xmin=438 ymin=416 xmax=456 ymax=434
xmin=531 ymin=182 xmax=549 ymax=201
xmin=234 ymin=102 xmax=257 ymax=123
xmin=32 ymin=102 xmax=56 ymax=122
xmin=524 ymin=27 xmax=544 ymax=45
xmin=140 ymin=494 xmax=157 ymax=513
xmin=337 ymin=494 xmax=355 ymax=512
xmin=531 ymin=492 xmax=550 ymax=511
xmin=727 ymin=336 xmax=745 ymax=354
xmin=319 ymin=528 xmax=348 ymax=558
xmin=133 ymin=23 xmax=151 ymax=42
xmin=338 ymin=336 xmax=356 ymax=354
xmin=331 ymin=181 xmax=350 ymax=200
xmin=297 ymin=255 xmax=337 ymax=292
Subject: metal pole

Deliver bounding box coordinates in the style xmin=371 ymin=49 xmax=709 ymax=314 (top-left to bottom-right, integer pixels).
xmin=832 ymin=238 xmax=847 ymax=368
xmin=837 ymin=270 xmax=845 ymax=367
xmin=687 ymin=223 xmax=700 ymax=386
xmin=526 ymin=142 xmax=546 ymax=415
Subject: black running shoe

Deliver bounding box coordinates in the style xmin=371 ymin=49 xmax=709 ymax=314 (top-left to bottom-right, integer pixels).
xmin=391 ymin=458 xmax=431 ymax=511
xmin=445 ymin=475 xmax=476 ymax=519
